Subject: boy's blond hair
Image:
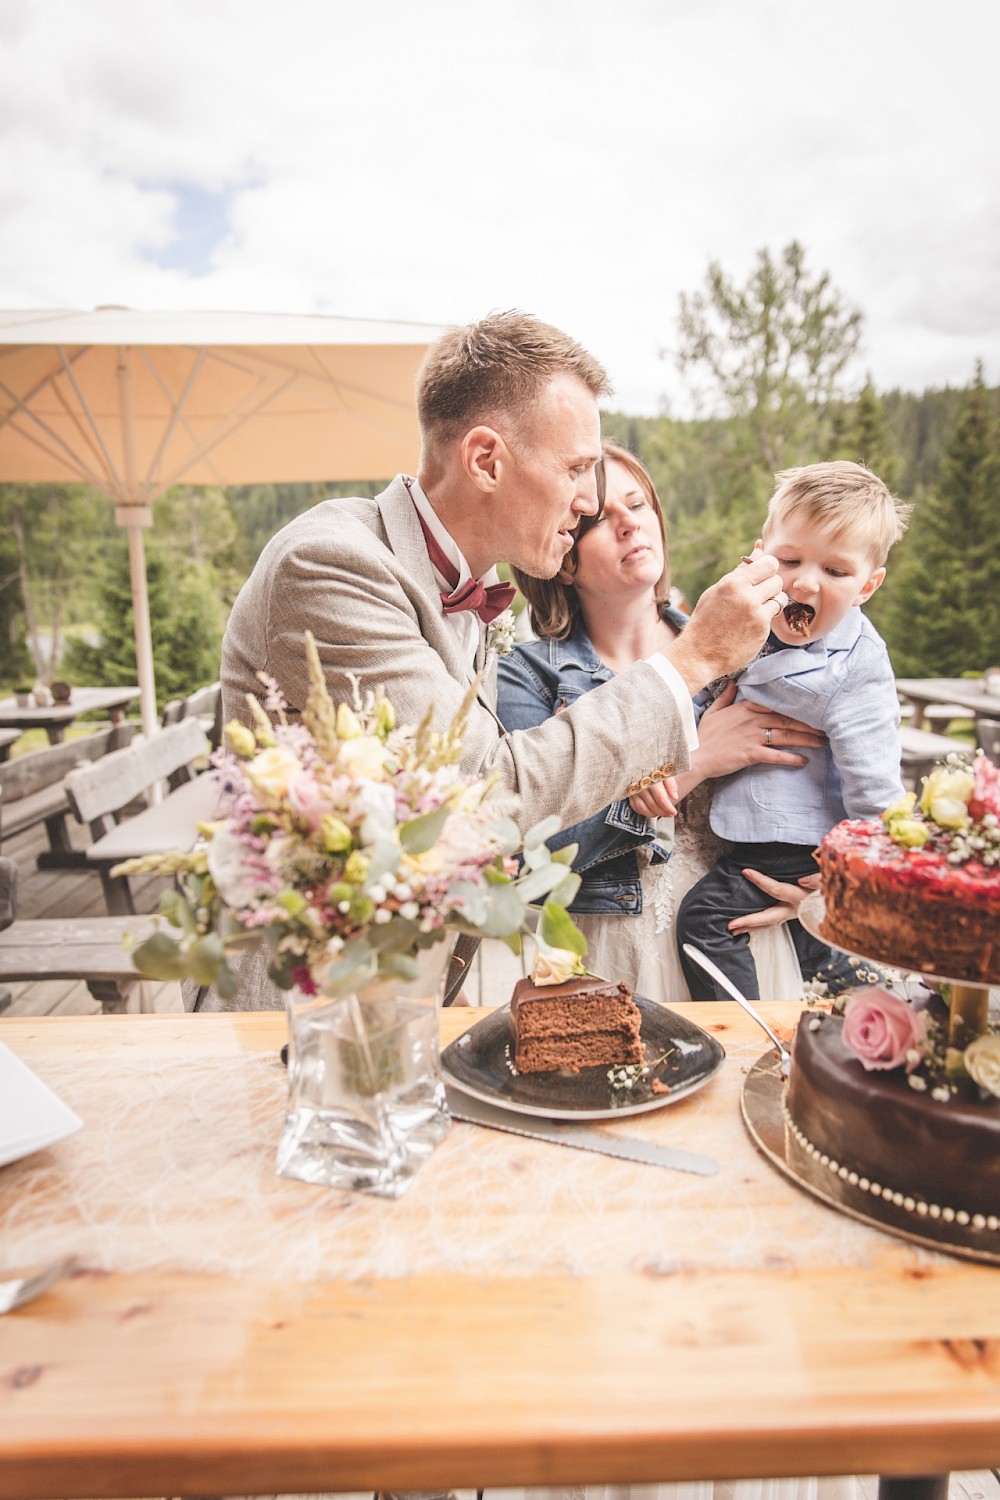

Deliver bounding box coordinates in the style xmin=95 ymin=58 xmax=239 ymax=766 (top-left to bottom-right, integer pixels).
xmin=763 ymin=460 xmax=911 ymax=567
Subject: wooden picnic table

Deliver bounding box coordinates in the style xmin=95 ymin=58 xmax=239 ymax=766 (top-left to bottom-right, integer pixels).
xmin=1 ymin=1003 xmax=998 ymax=1500
xmin=0 ymin=685 xmax=140 ymax=744
xmin=896 ymin=677 xmax=1000 ymax=734
xmin=0 ymin=727 xmax=20 ymax=762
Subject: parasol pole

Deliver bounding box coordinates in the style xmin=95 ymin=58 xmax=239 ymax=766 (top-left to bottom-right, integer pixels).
xmin=115 ymin=345 xmax=159 ymax=741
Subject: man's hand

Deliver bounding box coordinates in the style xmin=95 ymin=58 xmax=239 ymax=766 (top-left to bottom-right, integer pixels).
xmin=664 ymin=551 xmax=787 ymax=695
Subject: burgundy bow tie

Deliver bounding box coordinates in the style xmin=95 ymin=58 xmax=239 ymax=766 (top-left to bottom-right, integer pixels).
xmin=407 ymin=483 xmax=516 ymax=624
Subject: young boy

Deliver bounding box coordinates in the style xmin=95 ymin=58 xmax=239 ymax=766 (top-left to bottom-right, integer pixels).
xmin=677 ymin=460 xmax=912 ymax=1001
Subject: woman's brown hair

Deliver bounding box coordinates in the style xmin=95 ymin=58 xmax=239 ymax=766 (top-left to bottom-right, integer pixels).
xmin=513 ymin=440 xmax=672 ymax=641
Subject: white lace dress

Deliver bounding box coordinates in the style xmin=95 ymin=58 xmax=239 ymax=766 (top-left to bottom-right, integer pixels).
xmin=573 ymin=781 xmax=805 ymax=1004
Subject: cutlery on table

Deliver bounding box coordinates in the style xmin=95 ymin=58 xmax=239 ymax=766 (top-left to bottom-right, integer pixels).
xmin=681 ymin=944 xmax=792 ymax=1076
xmin=0 ymin=1255 xmax=78 ymax=1315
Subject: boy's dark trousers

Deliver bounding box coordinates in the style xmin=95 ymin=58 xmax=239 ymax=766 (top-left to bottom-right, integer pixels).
xmin=677 ymin=840 xmax=858 ymax=1000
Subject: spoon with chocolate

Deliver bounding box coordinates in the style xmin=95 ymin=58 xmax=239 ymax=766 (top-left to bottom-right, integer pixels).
xmin=782 ymin=600 xmax=815 ymax=638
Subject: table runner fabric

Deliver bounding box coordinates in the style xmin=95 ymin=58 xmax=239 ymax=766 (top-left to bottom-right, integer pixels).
xmin=0 ymin=1031 xmax=916 ymax=1282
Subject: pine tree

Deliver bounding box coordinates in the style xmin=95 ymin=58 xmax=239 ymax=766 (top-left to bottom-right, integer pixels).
xmin=877 ymin=367 xmax=1000 ymax=676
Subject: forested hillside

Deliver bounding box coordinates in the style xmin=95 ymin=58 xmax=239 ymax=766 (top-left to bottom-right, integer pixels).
xmin=2 ymin=243 xmax=998 ymax=701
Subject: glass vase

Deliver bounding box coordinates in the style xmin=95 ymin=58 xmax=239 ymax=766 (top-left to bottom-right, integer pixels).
xmin=276 ymin=940 xmax=454 ymax=1198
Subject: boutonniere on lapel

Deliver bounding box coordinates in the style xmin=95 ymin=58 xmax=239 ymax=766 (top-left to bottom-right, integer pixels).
xmin=486 ymin=608 xmax=516 ymax=657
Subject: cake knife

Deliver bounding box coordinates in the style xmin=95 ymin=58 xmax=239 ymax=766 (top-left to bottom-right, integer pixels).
xmin=444 ymin=1086 xmax=719 ymax=1175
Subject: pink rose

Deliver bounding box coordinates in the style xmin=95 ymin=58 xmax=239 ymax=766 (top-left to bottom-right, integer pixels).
xmin=841 ymin=988 xmax=927 ymax=1072
xmin=969 ymin=752 xmax=1000 ymax=824
xmin=286 ymin=770 xmax=327 ymax=831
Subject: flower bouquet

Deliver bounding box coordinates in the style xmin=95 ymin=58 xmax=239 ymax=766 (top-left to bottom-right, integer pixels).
xmin=115 ymin=634 xmax=587 ymax=1196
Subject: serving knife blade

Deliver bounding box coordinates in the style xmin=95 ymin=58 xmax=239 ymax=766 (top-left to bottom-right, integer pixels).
xmin=444 ymin=1086 xmax=719 ymax=1175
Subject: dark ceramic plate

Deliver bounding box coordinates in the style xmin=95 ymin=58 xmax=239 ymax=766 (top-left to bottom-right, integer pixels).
xmin=440 ymin=996 xmax=725 ymax=1121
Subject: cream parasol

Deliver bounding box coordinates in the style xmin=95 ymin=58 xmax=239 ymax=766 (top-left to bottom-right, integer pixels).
xmin=0 ymin=307 xmax=443 ymax=736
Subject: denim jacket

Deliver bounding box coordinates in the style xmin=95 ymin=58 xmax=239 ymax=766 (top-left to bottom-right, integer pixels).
xmin=496 ymin=610 xmax=688 ymax=915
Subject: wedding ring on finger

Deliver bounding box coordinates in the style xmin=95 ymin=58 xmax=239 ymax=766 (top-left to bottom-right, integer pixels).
xmin=765 ymin=727 xmax=774 ymax=748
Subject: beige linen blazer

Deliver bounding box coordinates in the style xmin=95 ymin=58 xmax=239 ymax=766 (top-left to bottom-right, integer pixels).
xmin=205 ymin=477 xmax=693 ymax=1011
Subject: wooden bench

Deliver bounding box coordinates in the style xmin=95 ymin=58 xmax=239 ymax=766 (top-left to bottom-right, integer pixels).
xmin=0 ymin=723 xmax=136 ymax=867
xmin=898 ymin=725 xmax=965 ymax=787
xmin=64 ymin=718 xmax=212 ymax=916
xmin=161 ymin=682 xmax=222 ymax=750
xmin=0 ymin=856 xmax=188 ymax=1014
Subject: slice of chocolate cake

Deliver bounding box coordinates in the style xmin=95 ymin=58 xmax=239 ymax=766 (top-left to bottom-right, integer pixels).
xmin=508 ymin=974 xmax=643 ymax=1074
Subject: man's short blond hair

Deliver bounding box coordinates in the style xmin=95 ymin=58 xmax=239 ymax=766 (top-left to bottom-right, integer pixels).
xmin=763 ymin=460 xmax=912 ymax=567
xmin=416 ymin=310 xmax=612 ymax=463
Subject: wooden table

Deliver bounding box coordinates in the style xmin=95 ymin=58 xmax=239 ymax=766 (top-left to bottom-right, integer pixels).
xmin=0 ymin=686 xmax=140 ymax=744
xmin=896 ymin=678 xmax=1000 ymax=734
xmin=1 ymin=1005 xmax=998 ymax=1500
xmin=0 ymin=727 xmax=20 ymax=762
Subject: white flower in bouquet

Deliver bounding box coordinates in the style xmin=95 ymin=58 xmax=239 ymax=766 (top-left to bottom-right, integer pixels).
xmin=486 ymin=608 xmax=517 ymax=658
xmin=114 ymin=632 xmax=586 ymax=1002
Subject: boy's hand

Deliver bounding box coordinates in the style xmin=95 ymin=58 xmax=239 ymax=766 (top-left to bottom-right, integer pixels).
xmin=629 ymin=775 xmax=679 ymax=820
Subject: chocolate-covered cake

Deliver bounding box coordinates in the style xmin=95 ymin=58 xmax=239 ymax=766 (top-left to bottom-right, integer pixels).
xmin=785 ymin=1009 xmax=1000 ymax=1224
xmin=509 ymin=974 xmax=643 ymax=1074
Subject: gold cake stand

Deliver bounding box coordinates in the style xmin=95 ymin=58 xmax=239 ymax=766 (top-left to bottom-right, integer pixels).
xmin=741 ymin=894 xmax=1000 ymax=1265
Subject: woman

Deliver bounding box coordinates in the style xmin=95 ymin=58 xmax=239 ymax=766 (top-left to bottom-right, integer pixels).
xmin=498 ymin=440 xmax=824 ymax=1001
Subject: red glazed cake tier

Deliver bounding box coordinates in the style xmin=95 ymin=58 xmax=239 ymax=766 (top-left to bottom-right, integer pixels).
xmin=816 ymin=818 xmax=1000 ymax=984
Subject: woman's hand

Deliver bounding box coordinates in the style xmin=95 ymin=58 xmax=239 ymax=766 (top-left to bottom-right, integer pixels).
xmin=727 ymin=870 xmax=820 ymax=934
xmin=690 ymin=680 xmax=825 ymax=783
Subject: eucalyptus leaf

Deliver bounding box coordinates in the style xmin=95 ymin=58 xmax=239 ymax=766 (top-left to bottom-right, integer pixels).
xmin=478 ymin=882 xmax=527 ymax=937
xmin=365 ymin=838 xmax=402 ymax=886
xmin=511 ymin=862 xmax=573 ymax=904
xmin=399 ymin=804 xmax=451 ymax=854
xmin=131 ymin=931 xmax=189 ymax=981
xmin=216 ymin=964 xmax=241 ymax=1001
xmin=539 ymin=901 xmax=588 ymax=957
xmin=522 ymin=815 xmax=560 ymax=849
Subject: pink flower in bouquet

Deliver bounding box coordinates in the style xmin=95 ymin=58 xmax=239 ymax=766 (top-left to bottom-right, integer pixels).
xmin=841 ymin=987 xmax=927 ymax=1072
xmin=286 ymin=769 xmax=327 ymax=831
xmin=969 ymin=752 xmax=1000 ymax=824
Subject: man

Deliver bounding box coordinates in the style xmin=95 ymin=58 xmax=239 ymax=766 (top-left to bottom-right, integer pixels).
xmin=214 ymin=311 xmax=787 ymax=1011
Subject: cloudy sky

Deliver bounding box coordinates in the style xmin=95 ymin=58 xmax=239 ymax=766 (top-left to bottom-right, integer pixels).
xmin=1 ymin=0 xmax=997 ymax=415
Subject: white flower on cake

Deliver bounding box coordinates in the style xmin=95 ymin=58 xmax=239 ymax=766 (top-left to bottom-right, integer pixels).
xmin=532 ymin=946 xmax=587 ymax=986
xmin=963 ymin=1033 xmax=1000 ymax=1098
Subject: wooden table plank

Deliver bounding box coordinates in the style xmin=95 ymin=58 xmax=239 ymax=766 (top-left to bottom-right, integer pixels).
xmin=0 ymin=686 xmax=140 ymax=744
xmin=0 ymin=1007 xmax=998 ymax=1498
xmin=896 ymin=678 xmax=1000 ymax=731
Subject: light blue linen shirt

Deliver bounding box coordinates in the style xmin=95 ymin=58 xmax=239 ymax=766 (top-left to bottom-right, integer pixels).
xmin=700 ymin=608 xmax=904 ymax=846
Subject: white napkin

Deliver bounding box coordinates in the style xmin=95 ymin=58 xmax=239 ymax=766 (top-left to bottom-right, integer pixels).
xmin=0 ymin=1042 xmax=82 ymax=1168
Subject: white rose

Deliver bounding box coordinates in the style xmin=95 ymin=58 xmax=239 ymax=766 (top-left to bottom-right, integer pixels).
xmin=206 ymin=827 xmax=261 ymax=909
xmin=532 ymin=947 xmax=585 ymax=985
xmin=338 ymin=735 xmax=390 ymax=781
xmin=244 ymin=746 xmax=304 ymax=804
xmin=963 ymin=1033 xmax=1000 ymax=1097
xmin=354 ymin=780 xmax=398 ymax=846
